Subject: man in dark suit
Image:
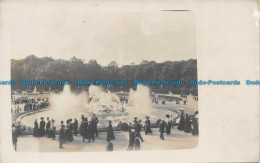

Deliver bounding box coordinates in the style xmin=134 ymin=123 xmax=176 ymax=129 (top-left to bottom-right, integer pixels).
xmin=159 ymin=120 xmax=165 ymax=140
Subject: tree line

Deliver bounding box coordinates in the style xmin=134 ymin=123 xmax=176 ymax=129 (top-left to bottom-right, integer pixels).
xmin=11 ymin=55 xmax=198 ymax=95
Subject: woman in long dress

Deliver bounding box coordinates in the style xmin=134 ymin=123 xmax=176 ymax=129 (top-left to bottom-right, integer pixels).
xmin=144 ymin=116 xmax=152 ymax=135
xmin=80 ymin=118 xmax=88 ymax=142
xmin=177 ymin=112 xmax=185 ymax=131
xmin=39 ymin=117 xmax=46 ymax=136
xmin=184 ymin=114 xmax=192 ymax=133
xmin=192 ymin=118 xmax=199 ymax=136
xmin=33 ymin=119 xmax=39 ymax=137
xmin=106 ymin=120 xmax=115 ymax=141
xmin=48 ymin=119 xmax=56 ymax=139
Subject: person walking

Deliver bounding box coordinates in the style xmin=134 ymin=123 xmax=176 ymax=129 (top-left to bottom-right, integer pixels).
xmin=159 ymin=120 xmax=165 ymax=140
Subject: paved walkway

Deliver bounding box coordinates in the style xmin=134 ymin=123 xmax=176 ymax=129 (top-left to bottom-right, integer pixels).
xmin=16 ymin=127 xmax=198 ymax=152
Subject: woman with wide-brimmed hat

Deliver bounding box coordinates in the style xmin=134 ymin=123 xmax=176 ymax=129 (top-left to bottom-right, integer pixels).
xmin=39 ymin=117 xmax=46 ymax=136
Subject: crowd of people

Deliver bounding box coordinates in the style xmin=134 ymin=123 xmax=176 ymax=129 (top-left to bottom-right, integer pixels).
xmin=33 ymin=117 xmax=56 ymax=139
xmin=177 ymin=111 xmax=199 ymax=136
xmin=11 ymin=96 xmax=49 ymax=114
xmin=13 ymin=109 xmax=198 ymax=151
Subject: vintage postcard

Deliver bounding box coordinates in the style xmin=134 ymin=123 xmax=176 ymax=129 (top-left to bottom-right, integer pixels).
xmin=0 ymin=0 xmax=259 ymax=162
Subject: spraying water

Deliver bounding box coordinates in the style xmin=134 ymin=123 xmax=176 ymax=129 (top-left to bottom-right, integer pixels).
xmin=48 ymin=85 xmax=89 ymax=120
xmin=128 ymin=85 xmax=152 ymax=112
xmin=21 ymin=84 xmax=177 ymax=128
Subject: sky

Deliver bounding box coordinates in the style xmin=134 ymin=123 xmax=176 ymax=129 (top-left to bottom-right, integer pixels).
xmin=1 ymin=2 xmax=196 ymax=66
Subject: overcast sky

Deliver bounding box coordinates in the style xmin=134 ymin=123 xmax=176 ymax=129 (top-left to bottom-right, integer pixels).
xmin=1 ymin=3 xmax=196 ymax=66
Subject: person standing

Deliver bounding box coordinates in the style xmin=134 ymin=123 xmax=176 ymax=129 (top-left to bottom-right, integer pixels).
xmin=12 ymin=124 xmax=19 ymax=151
xmin=59 ymin=121 xmax=65 ymax=149
xmin=184 ymin=114 xmax=192 ymax=133
xmin=107 ymin=120 xmax=115 ymax=141
xmin=165 ymin=114 xmax=172 ymax=135
xmin=192 ymin=118 xmax=199 ymax=136
xmin=68 ymin=119 xmax=74 ymax=141
xmin=33 ymin=119 xmax=39 ymax=137
xmin=48 ymin=119 xmax=56 ymax=140
xmin=135 ymin=120 xmax=144 ymax=142
xmin=177 ymin=112 xmax=185 ymax=131
xmin=91 ymin=114 xmax=99 ymax=137
xmin=144 ymin=116 xmax=152 ymax=135
xmin=87 ymin=121 xmax=95 ymax=142
xmin=159 ymin=120 xmax=165 ymax=140
xmin=73 ymin=118 xmax=78 ymax=136
xmin=79 ymin=118 xmax=88 ymax=142
xmin=46 ymin=117 xmax=51 ymax=135
xmin=39 ymin=117 xmax=46 ymax=136
xmin=65 ymin=119 xmax=73 ymax=142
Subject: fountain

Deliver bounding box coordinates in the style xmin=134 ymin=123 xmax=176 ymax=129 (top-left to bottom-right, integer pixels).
xmin=20 ymin=85 xmax=178 ymax=129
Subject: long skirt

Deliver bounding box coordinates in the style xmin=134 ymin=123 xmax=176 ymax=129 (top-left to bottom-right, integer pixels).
xmin=65 ymin=129 xmax=73 ymax=142
xmin=184 ymin=121 xmax=192 ymax=133
xmin=192 ymin=122 xmax=199 ymax=136
xmin=33 ymin=127 xmax=39 ymax=137
xmin=177 ymin=117 xmax=185 ymax=131
xmin=39 ymin=128 xmax=45 ymax=136
xmin=107 ymin=131 xmax=115 ymax=141
xmin=145 ymin=126 xmax=152 ymax=135
xmin=48 ymin=129 xmax=56 ymax=139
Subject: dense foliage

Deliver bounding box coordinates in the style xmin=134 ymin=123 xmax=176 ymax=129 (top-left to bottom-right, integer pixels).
xmin=11 ymin=55 xmax=197 ymax=95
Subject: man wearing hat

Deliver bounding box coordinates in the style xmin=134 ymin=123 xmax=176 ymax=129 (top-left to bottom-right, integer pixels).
xmin=144 ymin=116 xmax=152 ymax=135
xmin=39 ymin=117 xmax=46 ymax=136
xmin=159 ymin=120 xmax=165 ymax=140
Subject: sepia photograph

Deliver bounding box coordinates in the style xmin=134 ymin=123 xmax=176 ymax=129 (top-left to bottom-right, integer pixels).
xmin=9 ymin=8 xmax=198 ymax=152
xmin=1 ymin=0 xmax=259 ymax=162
